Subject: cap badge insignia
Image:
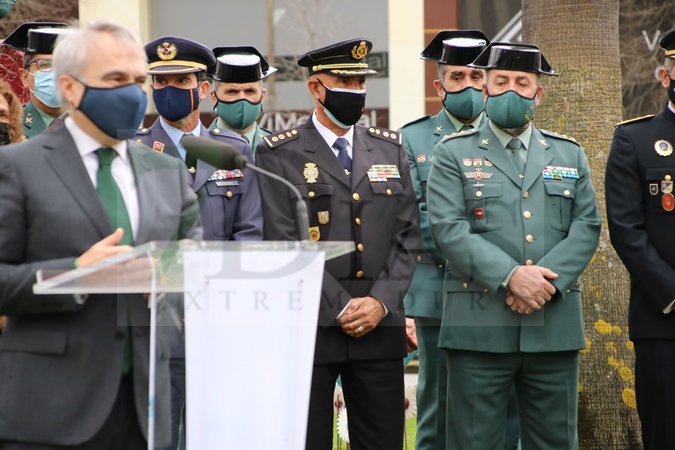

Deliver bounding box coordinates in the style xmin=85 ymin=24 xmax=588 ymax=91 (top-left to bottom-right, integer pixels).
xmin=351 ymin=41 xmax=368 ymax=60
xmin=655 ymin=139 xmax=673 ymax=157
xmin=304 ymin=162 xmax=319 ymax=183
xmin=157 ymin=41 xmax=177 ymax=61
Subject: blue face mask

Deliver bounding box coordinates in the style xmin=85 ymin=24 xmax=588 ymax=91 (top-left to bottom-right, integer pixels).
xmin=485 ymin=90 xmax=537 ymax=129
xmin=153 ymin=85 xmax=200 ymax=123
xmin=76 ymin=80 xmax=148 ymax=140
xmin=214 ymin=95 xmax=263 ymax=130
xmin=30 ymin=70 xmax=61 ymax=108
xmin=442 ymin=85 xmax=484 ymax=120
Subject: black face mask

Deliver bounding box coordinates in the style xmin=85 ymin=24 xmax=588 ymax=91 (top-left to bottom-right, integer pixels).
xmin=316 ymin=79 xmax=366 ymax=128
xmin=669 ymin=78 xmax=675 ymax=105
xmin=0 ymin=122 xmax=11 ymax=146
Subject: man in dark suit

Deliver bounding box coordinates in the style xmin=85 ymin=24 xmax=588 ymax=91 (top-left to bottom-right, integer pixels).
xmin=255 ymin=38 xmax=420 ymax=450
xmin=0 ymin=20 xmax=201 ymax=449
xmin=209 ymin=46 xmax=276 ymax=160
xmin=606 ymin=29 xmax=675 ymax=450
xmin=134 ymin=36 xmax=263 ymax=450
xmin=427 ymin=43 xmax=601 ymax=449
xmin=2 ymin=22 xmax=70 ymax=138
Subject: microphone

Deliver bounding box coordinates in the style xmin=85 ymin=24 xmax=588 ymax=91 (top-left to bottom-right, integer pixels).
xmin=182 ymin=135 xmax=310 ymax=241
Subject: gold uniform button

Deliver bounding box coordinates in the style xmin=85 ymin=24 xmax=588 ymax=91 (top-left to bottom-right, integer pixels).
xmin=386 ymin=188 xmax=392 ymax=195
xmin=526 ymin=259 xmax=534 ymax=265
xmin=356 ymin=271 xmax=364 ymax=278
xmin=213 ymin=128 xmax=220 ymax=134
xmin=523 ymin=191 xmax=529 ymax=198
xmin=194 ymin=193 xmax=199 ymax=199
xmin=417 ymin=255 xmax=422 ymax=262
xmin=476 ymin=191 xmax=483 ymax=198
xmin=226 ymin=191 xmax=233 ymax=198
xmin=357 ymin=243 xmax=364 ymax=252
xmin=355 ymin=217 xmax=362 ymax=225
xmin=526 ymin=234 xmax=534 ymax=243
xmin=353 ymin=193 xmax=360 ymax=201
xmin=575 ymin=281 xmax=580 ymax=288
xmin=564 ymin=189 xmax=571 ymax=196
xmin=566 ymin=289 xmax=571 ymax=293
xmin=308 ymin=191 xmax=315 ymax=198
xmin=666 ymin=175 xmax=672 ymax=181
xmin=523 ymin=211 xmax=532 ymax=219
xmin=462 ymin=282 xmax=469 ymax=289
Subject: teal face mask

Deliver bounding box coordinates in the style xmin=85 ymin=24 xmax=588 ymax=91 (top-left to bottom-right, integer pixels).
xmin=485 ymin=90 xmax=537 ymax=128
xmin=214 ymin=95 xmax=263 ymax=130
xmin=442 ymin=86 xmax=484 ymax=120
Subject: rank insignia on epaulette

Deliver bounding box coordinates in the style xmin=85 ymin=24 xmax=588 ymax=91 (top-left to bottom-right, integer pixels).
xmin=655 ymin=140 xmax=673 ymax=157
xmin=208 ymin=169 xmax=243 ymax=181
xmin=263 ymin=129 xmax=299 ymax=148
xmin=152 ymin=141 xmax=164 ymax=153
xmin=367 ymin=164 xmax=401 ymax=182
xmin=443 ymin=135 xmax=452 ymax=140
xmin=368 ymin=127 xmax=402 ymax=144
xmin=542 ymin=166 xmax=579 ymax=180
xmin=304 ymin=162 xmax=319 ymax=183
xmin=417 ymin=154 xmax=426 ymax=164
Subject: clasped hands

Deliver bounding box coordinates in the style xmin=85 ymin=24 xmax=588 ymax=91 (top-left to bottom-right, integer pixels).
xmin=338 ymin=296 xmax=385 ymax=338
xmin=506 ymin=265 xmax=558 ymax=315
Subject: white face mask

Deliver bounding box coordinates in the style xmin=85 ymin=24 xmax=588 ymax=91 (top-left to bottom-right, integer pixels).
xmin=29 ymin=70 xmax=61 ymax=108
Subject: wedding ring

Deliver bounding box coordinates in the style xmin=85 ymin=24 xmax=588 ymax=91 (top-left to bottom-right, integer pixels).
xmin=357 ymin=326 xmax=364 ymax=333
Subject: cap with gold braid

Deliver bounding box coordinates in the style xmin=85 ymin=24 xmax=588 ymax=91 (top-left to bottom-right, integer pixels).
xmin=660 ymin=29 xmax=675 ymax=59
xmin=297 ymin=38 xmax=378 ymax=77
xmin=145 ymin=36 xmax=216 ymax=75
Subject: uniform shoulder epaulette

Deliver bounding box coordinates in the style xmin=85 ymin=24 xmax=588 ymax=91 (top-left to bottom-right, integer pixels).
xmin=539 ymin=129 xmax=579 ymax=144
xmin=259 ymin=126 xmax=274 ymax=135
xmin=439 ymin=127 xmax=479 ymax=143
xmin=613 ymin=114 xmax=655 ymax=128
xmin=136 ymin=127 xmax=150 ymax=135
xmin=262 ymin=129 xmax=300 ymax=149
xmin=399 ymin=115 xmax=431 ymax=129
xmin=367 ymin=126 xmax=403 ymax=145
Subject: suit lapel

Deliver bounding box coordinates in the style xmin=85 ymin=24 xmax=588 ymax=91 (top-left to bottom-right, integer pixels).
xmin=351 ymin=127 xmax=375 ymax=187
xmin=128 ymin=141 xmax=156 ymax=245
xmin=149 ymin=120 xmax=182 ymax=160
xmin=303 ymin=120 xmax=350 ymax=188
xmin=44 ymin=123 xmax=111 ymax=239
xmin=478 ymin=127 xmax=522 ymax=188
xmin=522 ymin=128 xmax=554 ymax=192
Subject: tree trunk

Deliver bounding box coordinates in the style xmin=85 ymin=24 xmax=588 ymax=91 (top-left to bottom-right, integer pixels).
xmin=522 ymin=1 xmax=641 ymax=448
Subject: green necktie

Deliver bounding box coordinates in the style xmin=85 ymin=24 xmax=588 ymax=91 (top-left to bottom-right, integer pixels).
xmin=96 ymin=147 xmax=133 ymax=374
xmin=507 ymin=138 xmax=525 ymax=175
xmin=460 ymin=124 xmax=474 ymax=132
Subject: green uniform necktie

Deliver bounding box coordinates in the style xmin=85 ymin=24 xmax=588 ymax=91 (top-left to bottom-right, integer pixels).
xmin=96 ymin=147 xmax=133 ymax=375
xmin=507 ymin=138 xmax=525 ymax=175
xmin=460 ymin=124 xmax=474 ymax=132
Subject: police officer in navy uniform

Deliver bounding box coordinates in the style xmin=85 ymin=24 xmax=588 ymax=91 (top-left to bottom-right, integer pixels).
xmin=134 ymin=36 xmax=263 ymax=450
xmin=606 ymin=29 xmax=675 ymax=450
xmin=255 ymin=39 xmax=420 ymax=450
xmin=209 ymin=46 xmax=275 ymax=160
xmin=2 ymin=22 xmax=69 ymax=138
xmin=399 ymin=30 xmax=520 ymax=450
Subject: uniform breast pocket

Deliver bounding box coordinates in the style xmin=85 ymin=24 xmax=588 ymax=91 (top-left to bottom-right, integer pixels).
xmin=463 ymin=182 xmax=503 ymax=232
xmin=296 ymin=184 xmax=334 ymax=231
xmin=645 ymin=167 xmax=675 ymax=214
xmin=544 ymin=181 xmax=576 ymax=232
xmin=205 ymin=182 xmax=243 ymax=237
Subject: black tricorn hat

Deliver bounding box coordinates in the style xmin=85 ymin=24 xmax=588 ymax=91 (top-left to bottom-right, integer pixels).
xmin=2 ymin=22 xmax=69 ymax=54
xmin=297 ymin=38 xmax=378 ymax=77
xmin=469 ymin=42 xmax=558 ymax=76
xmin=660 ymin=29 xmax=675 ymax=59
xmin=145 ymin=36 xmax=216 ymax=75
xmin=211 ymin=46 xmax=277 ymax=82
xmin=421 ymin=30 xmax=489 ymax=65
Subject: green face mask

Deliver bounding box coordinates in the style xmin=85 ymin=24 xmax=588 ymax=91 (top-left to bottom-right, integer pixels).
xmin=214 ymin=95 xmax=263 ymax=130
xmin=442 ymin=86 xmax=485 ymax=120
xmin=485 ymin=90 xmax=537 ymax=128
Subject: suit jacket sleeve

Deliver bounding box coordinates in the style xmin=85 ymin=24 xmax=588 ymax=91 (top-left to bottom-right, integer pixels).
xmin=255 ymin=141 xmax=352 ymax=324
xmin=367 ymin=141 xmax=420 ymax=313
xmin=0 ymin=151 xmax=80 ymax=315
xmin=606 ymin=126 xmax=675 ymax=311
xmin=536 ymin=146 xmax=601 ymax=296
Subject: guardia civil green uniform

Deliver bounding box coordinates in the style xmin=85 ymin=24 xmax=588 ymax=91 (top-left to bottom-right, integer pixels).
xmin=22 ymin=100 xmax=50 ymax=138
xmin=208 ymin=46 xmax=276 ymax=160
xmin=400 ymin=30 xmax=494 ymax=450
xmin=427 ymin=43 xmax=601 ymax=450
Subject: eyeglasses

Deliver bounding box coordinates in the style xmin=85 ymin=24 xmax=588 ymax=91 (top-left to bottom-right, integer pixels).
xmin=25 ymin=58 xmax=53 ymax=73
